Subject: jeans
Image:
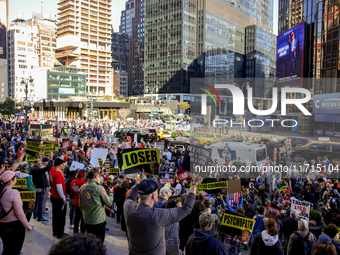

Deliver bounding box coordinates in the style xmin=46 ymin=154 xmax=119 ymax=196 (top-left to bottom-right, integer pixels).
xmin=0 ymin=220 xmax=26 ymax=255
xmin=74 ymin=206 xmax=85 ymax=234
xmin=69 ymin=200 xmax=75 ymax=225
xmin=51 ymin=196 xmax=66 ymax=237
xmin=34 ymin=189 xmax=45 ymax=219
xmin=111 ymin=159 xmax=117 ymax=168
xmin=85 ymin=221 xmax=106 ymax=243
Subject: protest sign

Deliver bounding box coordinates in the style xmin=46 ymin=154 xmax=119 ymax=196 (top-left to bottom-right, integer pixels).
xmin=177 ymin=171 xmax=191 ymax=182
xmin=54 ymin=143 xmax=59 ymax=152
xmin=158 ymin=172 xmax=175 ymax=184
xmin=122 ymin=148 xmax=160 ymax=174
xmin=77 ymin=152 xmax=90 ymax=165
xmin=14 ymin=178 xmax=27 ymax=189
xmin=125 ymin=173 xmax=139 ymax=180
xmin=69 ymin=161 xmax=85 ymax=171
xmin=25 ymin=154 xmax=38 ymax=162
xmin=62 ymin=139 xmax=71 ymax=151
xmin=291 ymin=199 xmax=310 ymax=220
xmin=228 ymin=179 xmax=242 ymax=194
xmin=267 ymin=204 xmax=282 ymax=216
xmin=195 ymin=180 xmax=228 ymax=195
xmin=26 ymin=139 xmax=42 ymax=158
xmin=42 ymin=140 xmax=54 ymax=156
xmin=182 ymin=144 xmax=211 ymax=174
xmin=20 ymin=191 xmax=36 ymax=202
xmin=98 ymin=159 xmax=103 ymax=168
xmin=220 ymin=210 xmax=255 ymax=242
xmin=105 ymin=180 xmax=113 ymax=184
xmin=265 ymin=213 xmax=277 ymax=220
xmin=89 ymin=148 xmax=108 ymax=168
xmin=109 ymin=168 xmax=120 ymax=174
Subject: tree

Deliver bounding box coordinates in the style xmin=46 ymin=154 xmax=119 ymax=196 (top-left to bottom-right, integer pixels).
xmin=118 ymin=108 xmax=130 ymax=119
xmin=177 ymin=102 xmax=190 ymax=113
xmin=119 ymin=94 xmax=124 ymax=98
xmin=0 ymin=97 xmax=15 ymax=116
xmin=104 ymin=95 xmax=112 ymax=101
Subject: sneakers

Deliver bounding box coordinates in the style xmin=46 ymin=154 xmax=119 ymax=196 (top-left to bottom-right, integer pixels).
xmin=69 ymin=225 xmax=74 ymax=229
xmin=37 ymin=217 xmax=49 ymax=222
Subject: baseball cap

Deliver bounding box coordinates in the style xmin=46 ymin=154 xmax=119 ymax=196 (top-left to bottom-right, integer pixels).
xmin=42 ymin=157 xmax=49 ymax=162
xmin=1 ymin=170 xmax=20 ymax=183
xmin=247 ymin=199 xmax=253 ymax=204
xmin=77 ymin=169 xmax=85 ymax=177
xmin=199 ymin=212 xmax=215 ymax=228
xmin=317 ymin=235 xmax=331 ymax=244
xmin=54 ymin=158 xmax=64 ymax=167
xmin=232 ymin=201 xmax=239 ymax=207
xmin=138 ymin=178 xmax=163 ymax=195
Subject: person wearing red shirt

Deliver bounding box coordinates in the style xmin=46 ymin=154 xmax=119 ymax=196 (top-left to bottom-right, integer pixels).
xmin=50 ymin=158 xmax=67 ymax=239
xmin=70 ymin=169 xmax=87 ymax=234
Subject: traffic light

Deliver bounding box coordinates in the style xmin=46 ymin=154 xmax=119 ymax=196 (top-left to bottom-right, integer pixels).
xmin=43 ymin=99 xmax=46 ymax=107
xmin=50 ymin=101 xmax=54 ymax=107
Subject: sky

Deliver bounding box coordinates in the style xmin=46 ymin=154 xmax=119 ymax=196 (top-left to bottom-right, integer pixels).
xmin=8 ymin=0 xmax=278 ymax=34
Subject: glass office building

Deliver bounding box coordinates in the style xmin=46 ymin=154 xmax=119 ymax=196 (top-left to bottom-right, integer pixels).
xmin=144 ymin=0 xmax=275 ymax=97
xmin=47 ymin=71 xmax=86 ymax=100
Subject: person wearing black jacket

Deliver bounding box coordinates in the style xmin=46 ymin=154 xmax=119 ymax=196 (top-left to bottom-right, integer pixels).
xmin=31 ymin=155 xmax=53 ymax=221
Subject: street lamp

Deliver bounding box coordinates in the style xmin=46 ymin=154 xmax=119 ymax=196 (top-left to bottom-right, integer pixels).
xmin=21 ymin=76 xmax=34 ymax=131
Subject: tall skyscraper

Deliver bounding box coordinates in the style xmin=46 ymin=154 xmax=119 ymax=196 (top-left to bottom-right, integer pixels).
xmin=56 ymin=0 xmax=112 ymax=96
xmin=119 ymin=0 xmax=145 ymax=96
xmin=111 ymin=30 xmax=129 ymax=72
xmin=144 ymin=0 xmax=275 ymax=100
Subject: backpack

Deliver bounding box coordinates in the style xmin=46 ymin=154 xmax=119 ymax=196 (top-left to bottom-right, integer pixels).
xmin=293 ymin=231 xmax=313 ymax=255
xmin=0 ymin=189 xmax=13 ymax=220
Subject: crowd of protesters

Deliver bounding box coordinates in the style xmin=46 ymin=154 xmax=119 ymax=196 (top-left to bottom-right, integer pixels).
xmin=1 ymin=117 xmax=340 ymax=255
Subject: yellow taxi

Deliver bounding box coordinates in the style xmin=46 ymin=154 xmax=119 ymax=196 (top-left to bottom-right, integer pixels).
xmin=190 ymin=133 xmax=223 ymax=145
xmin=157 ymin=130 xmax=171 ymax=141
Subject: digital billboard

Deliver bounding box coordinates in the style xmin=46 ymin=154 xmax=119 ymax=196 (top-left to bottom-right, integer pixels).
xmin=276 ymin=22 xmax=305 ymax=88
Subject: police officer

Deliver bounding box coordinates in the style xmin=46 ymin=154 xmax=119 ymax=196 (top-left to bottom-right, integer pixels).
xmin=79 ymin=168 xmax=113 ymax=242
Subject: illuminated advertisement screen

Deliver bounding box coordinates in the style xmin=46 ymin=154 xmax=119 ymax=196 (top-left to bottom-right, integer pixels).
xmin=276 ymin=22 xmax=305 ymax=88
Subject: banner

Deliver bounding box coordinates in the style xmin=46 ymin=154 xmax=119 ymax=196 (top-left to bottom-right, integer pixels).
xmin=25 ymin=154 xmax=38 ymax=162
xmin=122 ymin=148 xmax=160 ymax=174
xmin=14 ymin=178 xmax=27 ymax=189
xmin=267 ymin=204 xmax=282 ymax=216
xmin=26 ymin=139 xmax=42 ymax=158
xmin=19 ymin=191 xmax=36 ymax=202
xmin=42 ymin=140 xmax=53 ymax=156
xmin=158 ymin=172 xmax=175 ymax=184
xmin=194 ymin=180 xmax=228 ymax=194
xmin=69 ymin=161 xmax=85 ymax=171
xmin=182 ymin=144 xmax=211 ymax=173
xmin=291 ymin=199 xmax=310 ymax=220
xmin=177 ymin=171 xmax=191 ymax=182
xmin=109 ymin=168 xmax=120 ymax=174
xmin=220 ymin=210 xmax=255 ymax=242
xmin=89 ymin=148 xmax=108 ymax=167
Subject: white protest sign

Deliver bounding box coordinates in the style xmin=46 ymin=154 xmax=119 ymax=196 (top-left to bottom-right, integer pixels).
xmin=89 ymin=148 xmax=109 ymax=167
xmin=291 ymin=199 xmax=311 ymax=220
xmin=69 ymin=161 xmax=85 ymax=171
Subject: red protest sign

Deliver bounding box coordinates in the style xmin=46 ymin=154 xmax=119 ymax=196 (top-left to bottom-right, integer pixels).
xmin=266 ymin=204 xmax=281 ymax=216
xmin=62 ymin=139 xmax=71 ymax=151
xmin=158 ymin=172 xmax=175 ymax=184
xmin=177 ymin=171 xmax=191 ymax=182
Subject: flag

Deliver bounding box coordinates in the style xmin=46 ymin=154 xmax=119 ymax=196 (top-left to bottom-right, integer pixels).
xmin=228 ymin=192 xmax=240 ymax=206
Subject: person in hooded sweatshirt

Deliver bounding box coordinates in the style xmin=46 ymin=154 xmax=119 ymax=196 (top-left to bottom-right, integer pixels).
xmin=186 ymin=212 xmax=240 ymax=255
xmin=250 ymin=218 xmax=283 ymax=255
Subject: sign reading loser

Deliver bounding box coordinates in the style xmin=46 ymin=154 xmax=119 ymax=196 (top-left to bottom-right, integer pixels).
xmin=123 ymin=148 xmax=160 ymax=174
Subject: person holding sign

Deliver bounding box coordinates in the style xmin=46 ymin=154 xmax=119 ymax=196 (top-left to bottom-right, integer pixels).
xmin=0 ymin=170 xmax=32 ymax=255
xmin=124 ymin=172 xmax=203 ymax=255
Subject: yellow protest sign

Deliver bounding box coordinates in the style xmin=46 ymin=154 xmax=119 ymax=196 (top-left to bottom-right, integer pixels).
xmin=20 ymin=191 xmax=36 ymax=202
xmin=14 ymin=178 xmax=27 ymax=189
xmin=98 ymin=159 xmax=103 ymax=168
xmin=26 ymin=140 xmax=42 ymax=152
xmin=26 ymin=154 xmax=38 ymax=161
xmin=123 ymin=149 xmax=160 ymax=171
xmin=221 ymin=213 xmax=255 ymax=233
xmin=54 ymin=143 xmax=59 ymax=152
xmin=109 ymin=168 xmax=120 ymax=174
xmin=193 ymin=181 xmax=228 ymax=194
xmin=105 ymin=180 xmax=113 ymax=184
xmin=42 ymin=140 xmax=54 ymax=156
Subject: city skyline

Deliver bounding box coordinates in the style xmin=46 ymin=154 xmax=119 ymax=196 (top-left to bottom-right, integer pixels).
xmin=9 ymin=0 xmax=279 ymax=35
